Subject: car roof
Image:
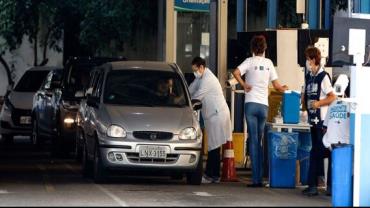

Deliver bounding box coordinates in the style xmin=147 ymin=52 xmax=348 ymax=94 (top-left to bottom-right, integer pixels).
xmin=109 ymin=61 xmax=176 ymax=72
xmin=65 ymin=57 xmax=126 ymax=67
xmin=27 ymin=66 xmax=61 ymax=72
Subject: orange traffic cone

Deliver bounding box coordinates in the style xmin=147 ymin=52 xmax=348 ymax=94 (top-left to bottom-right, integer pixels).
xmin=221 ymin=140 xmax=238 ymax=182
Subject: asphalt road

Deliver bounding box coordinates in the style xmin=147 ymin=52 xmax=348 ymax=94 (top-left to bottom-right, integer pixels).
xmin=0 ymin=137 xmax=331 ymax=207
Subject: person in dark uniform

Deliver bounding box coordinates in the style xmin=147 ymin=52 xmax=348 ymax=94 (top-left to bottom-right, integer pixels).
xmin=301 ymin=46 xmax=336 ymax=196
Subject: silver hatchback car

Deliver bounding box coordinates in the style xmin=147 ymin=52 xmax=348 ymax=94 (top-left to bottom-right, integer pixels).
xmin=79 ymin=61 xmax=203 ymax=184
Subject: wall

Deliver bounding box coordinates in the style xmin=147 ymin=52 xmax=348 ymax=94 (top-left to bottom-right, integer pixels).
xmin=275 ymin=29 xmax=332 ymax=92
xmin=0 ymin=36 xmax=63 ymax=96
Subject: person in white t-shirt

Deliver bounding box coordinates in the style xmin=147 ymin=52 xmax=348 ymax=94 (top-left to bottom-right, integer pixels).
xmin=232 ymin=35 xmax=288 ymax=187
xmin=322 ymin=74 xmax=350 ymax=196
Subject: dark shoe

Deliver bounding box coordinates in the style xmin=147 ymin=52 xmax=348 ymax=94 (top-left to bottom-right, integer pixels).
xmin=302 ymin=187 xmax=319 ymax=196
xmin=247 ymin=183 xmax=263 ymax=188
xmin=326 ymin=186 xmax=332 ymax=196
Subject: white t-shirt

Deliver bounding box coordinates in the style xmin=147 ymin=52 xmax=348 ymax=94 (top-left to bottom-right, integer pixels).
xmin=304 ymin=67 xmax=334 ymax=121
xmin=237 ymin=56 xmax=278 ymax=106
xmin=322 ymin=100 xmax=350 ymax=148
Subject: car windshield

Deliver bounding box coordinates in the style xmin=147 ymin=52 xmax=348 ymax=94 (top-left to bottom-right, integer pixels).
xmin=14 ymin=70 xmax=50 ymax=92
xmin=104 ymin=70 xmax=189 ymax=107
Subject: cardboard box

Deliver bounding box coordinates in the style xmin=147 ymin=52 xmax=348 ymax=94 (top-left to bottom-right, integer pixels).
xmin=268 ymin=88 xmax=283 ymax=122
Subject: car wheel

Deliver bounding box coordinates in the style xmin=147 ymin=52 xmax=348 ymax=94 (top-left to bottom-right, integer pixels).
xmin=51 ymin=128 xmax=69 ymax=158
xmin=186 ymin=153 xmax=203 ymax=185
xmin=93 ymin=142 xmax=107 ymax=184
xmin=32 ymin=120 xmax=43 ymax=148
xmin=1 ymin=134 xmax=13 ymax=144
xmin=74 ymin=129 xmax=83 ymax=162
xmin=82 ymin=143 xmax=93 ymax=178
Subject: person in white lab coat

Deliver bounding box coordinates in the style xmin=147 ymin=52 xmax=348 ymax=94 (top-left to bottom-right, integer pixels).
xmin=189 ymin=57 xmax=232 ymax=184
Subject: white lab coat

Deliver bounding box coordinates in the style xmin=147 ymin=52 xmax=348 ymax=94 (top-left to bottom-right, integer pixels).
xmin=189 ymin=68 xmax=232 ymax=151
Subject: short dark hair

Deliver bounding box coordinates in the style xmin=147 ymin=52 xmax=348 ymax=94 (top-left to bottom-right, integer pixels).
xmin=305 ymin=46 xmax=321 ymax=66
xmin=191 ymin=56 xmax=206 ymax=67
xmin=250 ymin=35 xmax=267 ymax=55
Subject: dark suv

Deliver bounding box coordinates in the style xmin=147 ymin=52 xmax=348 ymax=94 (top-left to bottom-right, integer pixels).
xmin=32 ymin=57 xmax=125 ymax=155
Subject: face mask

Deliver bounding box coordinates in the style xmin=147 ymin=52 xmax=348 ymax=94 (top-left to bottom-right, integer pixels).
xmin=194 ymin=71 xmax=202 ymax=78
xmin=305 ymin=60 xmax=312 ymax=72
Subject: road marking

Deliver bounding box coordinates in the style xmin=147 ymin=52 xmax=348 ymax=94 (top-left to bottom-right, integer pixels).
xmin=193 ymin=192 xmax=213 ymax=197
xmin=0 ymin=190 xmax=10 ymax=194
xmin=36 ymin=164 xmax=56 ymax=193
xmin=95 ymin=185 xmax=128 ymax=207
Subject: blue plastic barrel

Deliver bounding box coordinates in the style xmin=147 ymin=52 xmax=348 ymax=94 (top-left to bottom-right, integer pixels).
xmin=297 ymin=150 xmax=310 ymax=185
xmin=282 ymin=91 xmax=300 ymax=124
xmin=297 ymin=132 xmax=311 ymax=185
xmin=268 ymin=131 xmax=299 ymax=188
xmin=332 ymin=144 xmax=353 ymax=207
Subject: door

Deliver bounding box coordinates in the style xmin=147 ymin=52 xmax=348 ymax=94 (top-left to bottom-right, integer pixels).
xmin=37 ymin=72 xmax=54 ymax=134
xmin=85 ymin=70 xmax=104 ymax=157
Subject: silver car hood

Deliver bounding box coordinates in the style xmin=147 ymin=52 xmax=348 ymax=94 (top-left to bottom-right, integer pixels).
xmin=9 ymin=91 xmax=35 ymax=110
xmin=101 ymin=105 xmax=195 ymax=134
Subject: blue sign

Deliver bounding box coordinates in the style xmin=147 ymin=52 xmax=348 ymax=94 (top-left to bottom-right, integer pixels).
xmin=175 ymin=0 xmax=210 ymax=12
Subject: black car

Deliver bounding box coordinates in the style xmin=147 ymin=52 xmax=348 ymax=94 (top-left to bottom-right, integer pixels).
xmin=32 ymin=57 xmax=125 ymax=156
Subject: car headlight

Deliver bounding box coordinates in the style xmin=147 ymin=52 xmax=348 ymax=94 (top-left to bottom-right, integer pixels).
xmin=107 ymin=125 xmax=127 ymax=138
xmin=3 ymin=98 xmax=13 ymax=112
xmin=179 ymin=127 xmax=197 ymax=140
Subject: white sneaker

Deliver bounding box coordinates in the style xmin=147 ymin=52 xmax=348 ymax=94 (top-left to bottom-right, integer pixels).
xmin=201 ymin=176 xmax=213 ymax=184
xmin=212 ymin=177 xmax=221 ymax=183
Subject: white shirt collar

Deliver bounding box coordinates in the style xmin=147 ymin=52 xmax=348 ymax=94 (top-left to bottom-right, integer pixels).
xmin=310 ymin=66 xmax=324 ymax=76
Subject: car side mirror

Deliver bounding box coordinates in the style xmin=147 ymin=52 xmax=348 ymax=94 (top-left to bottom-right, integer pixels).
xmin=85 ymin=87 xmax=93 ymax=97
xmin=75 ymin=90 xmax=85 ymax=99
xmin=86 ymin=96 xmax=99 ymax=108
xmin=191 ymin=99 xmax=202 ymax=111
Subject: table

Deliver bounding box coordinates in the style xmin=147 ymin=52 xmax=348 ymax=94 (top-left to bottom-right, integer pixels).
xmin=267 ymin=122 xmax=311 ymax=133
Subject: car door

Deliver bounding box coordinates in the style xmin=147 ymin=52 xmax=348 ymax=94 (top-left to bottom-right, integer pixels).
xmin=45 ymin=70 xmax=63 ymax=135
xmin=36 ymin=72 xmax=53 ymax=134
xmin=86 ymin=69 xmax=104 ymax=157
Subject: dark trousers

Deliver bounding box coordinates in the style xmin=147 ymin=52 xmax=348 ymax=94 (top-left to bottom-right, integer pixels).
xmin=308 ymin=127 xmax=325 ymax=187
xmin=205 ymin=147 xmax=221 ymax=179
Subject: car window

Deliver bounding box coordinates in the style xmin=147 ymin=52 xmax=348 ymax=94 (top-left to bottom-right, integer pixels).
xmin=92 ymin=72 xmax=104 ymax=98
xmin=42 ymin=71 xmax=54 ymax=90
xmin=103 ymin=70 xmax=188 ymax=107
xmin=14 ymin=70 xmax=50 ymax=92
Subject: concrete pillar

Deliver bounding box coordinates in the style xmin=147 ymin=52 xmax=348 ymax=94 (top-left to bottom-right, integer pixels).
xmin=267 ymin=0 xmax=278 ymax=29
xmin=218 ymin=0 xmax=228 ymax=90
xmin=237 ymin=0 xmax=245 ymax=32
xmin=307 ymin=0 xmax=319 ymax=29
xmin=165 ymin=0 xmax=176 ymax=63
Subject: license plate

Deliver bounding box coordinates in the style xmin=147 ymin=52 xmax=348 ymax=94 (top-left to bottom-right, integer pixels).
xmin=20 ymin=116 xmax=31 ymax=124
xmin=139 ymin=146 xmax=167 ymax=159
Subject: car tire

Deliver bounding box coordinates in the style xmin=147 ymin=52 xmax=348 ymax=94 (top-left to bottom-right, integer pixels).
xmin=82 ymin=143 xmax=93 ymax=178
xmin=2 ymin=134 xmax=13 ymax=144
xmin=32 ymin=120 xmax=43 ymax=148
xmin=51 ymin=128 xmax=69 ymax=158
xmin=93 ymin=142 xmax=107 ymax=184
xmin=186 ymin=153 xmax=203 ymax=185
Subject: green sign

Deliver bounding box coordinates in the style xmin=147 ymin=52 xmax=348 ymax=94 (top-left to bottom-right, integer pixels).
xmin=175 ymin=0 xmax=210 ymax=12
